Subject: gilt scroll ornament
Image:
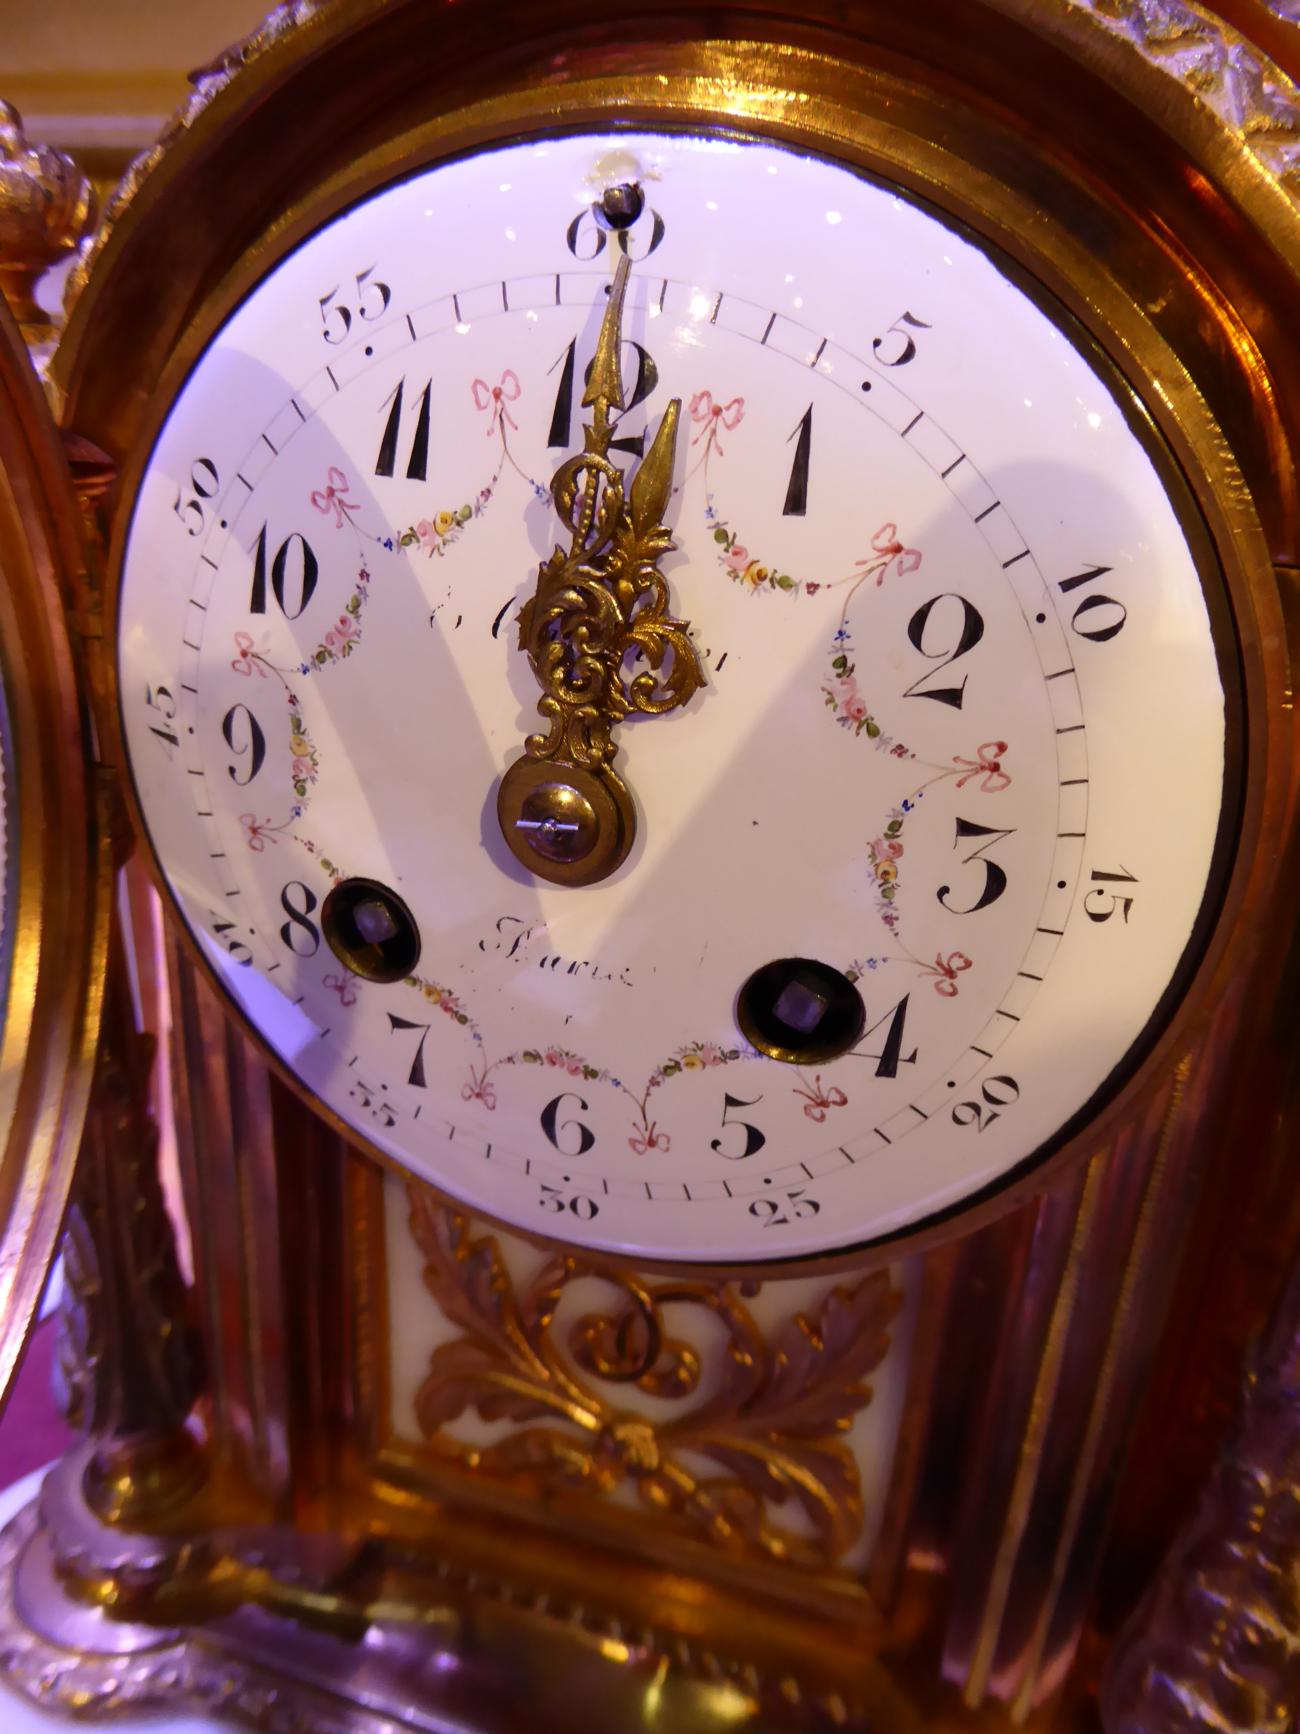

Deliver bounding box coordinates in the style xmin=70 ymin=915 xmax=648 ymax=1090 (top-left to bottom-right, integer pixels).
xmin=407 ymin=1186 xmax=902 ymax=1569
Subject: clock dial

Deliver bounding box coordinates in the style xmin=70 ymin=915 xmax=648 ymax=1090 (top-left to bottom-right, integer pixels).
xmin=117 ymin=132 xmax=1230 ymax=1262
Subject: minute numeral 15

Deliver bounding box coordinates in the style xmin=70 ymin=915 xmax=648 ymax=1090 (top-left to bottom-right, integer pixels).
xmin=1085 ymin=866 xmax=1138 ymax=923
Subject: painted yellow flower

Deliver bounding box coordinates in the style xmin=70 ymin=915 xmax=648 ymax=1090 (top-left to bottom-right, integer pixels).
xmin=741 ymin=560 xmax=770 ymax=589
xmin=290 ymin=734 xmax=310 ymax=758
xmin=434 ymin=509 xmax=456 ymax=536
xmin=876 ymin=860 xmax=899 ymax=886
xmin=681 ymin=1051 xmax=704 ymax=1070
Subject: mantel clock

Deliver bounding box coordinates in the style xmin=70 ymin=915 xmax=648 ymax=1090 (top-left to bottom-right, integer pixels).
xmin=0 ymin=2 xmax=1298 ymax=1729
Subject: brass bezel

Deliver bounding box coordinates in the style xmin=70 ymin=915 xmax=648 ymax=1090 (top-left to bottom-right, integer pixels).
xmin=0 ymin=299 xmax=105 ymax=1409
xmin=78 ymin=25 xmax=1295 ymax=1280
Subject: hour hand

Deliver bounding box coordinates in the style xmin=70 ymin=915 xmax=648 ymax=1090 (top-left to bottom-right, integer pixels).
xmin=497 ymin=257 xmax=704 ymax=887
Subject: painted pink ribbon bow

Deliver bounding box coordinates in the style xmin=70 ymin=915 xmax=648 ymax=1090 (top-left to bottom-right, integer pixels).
xmin=472 ymin=369 xmax=521 ymax=435
xmin=689 ymin=390 xmax=745 ymax=455
xmin=310 ymin=465 xmax=357 ymax=528
xmin=953 ymin=741 xmax=1011 ymax=793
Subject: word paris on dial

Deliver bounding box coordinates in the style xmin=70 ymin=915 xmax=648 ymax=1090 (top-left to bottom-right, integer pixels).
xmin=118 ymin=132 xmax=1229 ymax=1262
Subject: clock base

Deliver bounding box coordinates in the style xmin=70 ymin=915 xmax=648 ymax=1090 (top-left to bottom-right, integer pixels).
xmin=0 ymin=1446 xmax=917 ymax=1734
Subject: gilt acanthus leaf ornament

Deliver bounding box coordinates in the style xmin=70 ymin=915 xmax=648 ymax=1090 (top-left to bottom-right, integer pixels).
xmin=406 ymin=1186 xmax=902 ymax=1569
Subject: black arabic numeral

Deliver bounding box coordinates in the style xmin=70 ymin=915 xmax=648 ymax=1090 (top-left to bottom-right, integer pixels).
xmin=278 ymin=881 xmax=320 ymax=957
xmin=1085 ymin=865 xmax=1139 ymax=924
xmin=375 ymin=376 xmax=432 ymax=480
xmin=221 ymin=703 xmax=266 ymax=786
xmin=539 ymin=1183 xmax=599 ymax=1220
xmin=547 ymin=338 xmax=577 ymax=449
xmin=952 ymin=1074 xmax=1020 ymax=1133
xmin=859 ymin=994 xmax=917 ymax=1079
xmin=783 ymin=405 xmax=812 ymax=517
xmin=172 ymin=457 xmax=219 ymax=536
xmin=710 ymin=1092 xmax=766 ymax=1160
xmin=548 ymin=338 xmax=659 ymax=457
xmin=540 ymin=1092 xmax=595 ymax=1157
xmin=565 ymin=203 xmax=665 ymax=261
xmin=938 ymin=817 xmax=1016 ymax=914
xmin=1058 ymin=562 xmax=1126 ymax=642
xmin=250 ymin=524 xmax=319 ymax=619
xmin=145 ymin=683 xmax=179 ymax=754
xmin=210 ymin=916 xmax=253 ymax=967
xmin=904 ymin=594 xmax=985 ymax=708
xmin=872 ymin=310 xmax=931 ymax=367
xmin=319 ymin=267 xmax=391 ymax=342
xmin=388 ymin=1013 xmax=432 ymax=1087
xmin=750 ymin=1190 xmax=821 ymax=1227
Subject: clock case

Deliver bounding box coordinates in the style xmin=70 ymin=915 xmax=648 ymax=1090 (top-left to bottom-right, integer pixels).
xmin=1 ymin=2 xmax=1299 ymax=1730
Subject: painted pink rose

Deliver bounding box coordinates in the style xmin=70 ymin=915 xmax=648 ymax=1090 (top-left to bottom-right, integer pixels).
xmin=844 ymin=697 xmax=868 ymax=723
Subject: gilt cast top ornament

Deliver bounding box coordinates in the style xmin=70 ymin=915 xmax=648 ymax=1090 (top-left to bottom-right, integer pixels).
xmin=0 ymin=103 xmax=95 ymax=342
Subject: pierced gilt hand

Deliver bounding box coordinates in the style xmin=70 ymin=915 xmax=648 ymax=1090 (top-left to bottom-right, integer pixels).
xmin=497 ymin=253 xmax=705 ymax=886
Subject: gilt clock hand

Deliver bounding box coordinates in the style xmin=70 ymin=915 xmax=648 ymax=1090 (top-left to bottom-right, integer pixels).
xmin=496 ymin=252 xmax=704 ymax=887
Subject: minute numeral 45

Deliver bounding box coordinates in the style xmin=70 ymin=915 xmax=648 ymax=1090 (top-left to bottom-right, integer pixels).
xmin=145 ymin=684 xmax=179 ymax=756
xmin=375 ymin=376 xmax=432 ymax=480
xmin=319 ymin=266 xmax=391 ymax=343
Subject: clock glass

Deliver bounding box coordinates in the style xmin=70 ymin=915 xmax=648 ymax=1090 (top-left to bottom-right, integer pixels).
xmin=117 ymin=131 xmax=1231 ymax=1261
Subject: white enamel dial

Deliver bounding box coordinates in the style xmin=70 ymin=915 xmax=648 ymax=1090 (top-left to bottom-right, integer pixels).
xmin=118 ymin=131 xmax=1229 ymax=1261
